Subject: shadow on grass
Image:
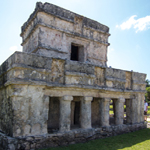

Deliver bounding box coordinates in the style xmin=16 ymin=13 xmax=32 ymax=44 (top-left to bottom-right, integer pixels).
xmin=41 ymin=128 xmax=150 ymax=150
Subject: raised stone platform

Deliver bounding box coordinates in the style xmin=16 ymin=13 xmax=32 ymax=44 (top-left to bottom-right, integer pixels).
xmin=0 ymin=123 xmax=146 ymax=150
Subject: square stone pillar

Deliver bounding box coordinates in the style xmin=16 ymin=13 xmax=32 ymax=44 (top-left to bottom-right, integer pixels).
xmin=138 ymin=93 xmax=145 ymax=123
xmin=100 ymin=98 xmax=111 ymax=127
xmin=59 ymin=96 xmax=73 ymax=132
xmin=114 ymin=97 xmax=125 ymax=125
xmin=131 ymin=98 xmax=138 ymax=124
xmin=140 ymin=94 xmax=145 ymax=122
xmin=80 ymin=96 xmax=93 ymax=129
xmin=126 ymin=98 xmax=137 ymax=124
xmin=131 ymin=94 xmax=144 ymax=124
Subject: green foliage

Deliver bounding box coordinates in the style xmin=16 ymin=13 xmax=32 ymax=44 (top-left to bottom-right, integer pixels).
xmin=109 ymin=104 xmax=114 ymax=114
xmin=146 ymin=79 xmax=150 ymax=87
xmin=145 ymin=87 xmax=150 ymax=102
xmin=109 ymin=104 xmax=126 ymax=114
xmin=145 ymin=79 xmax=150 ymax=102
xmin=41 ymin=129 xmax=150 ymax=150
xmin=109 ymin=110 xmax=114 ymax=114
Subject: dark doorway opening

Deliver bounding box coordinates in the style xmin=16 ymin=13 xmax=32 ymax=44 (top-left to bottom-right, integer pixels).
xmin=48 ymin=97 xmax=60 ymax=133
xmin=71 ymin=45 xmax=79 ymax=61
xmin=74 ymin=102 xmax=80 ymax=125
xmin=71 ymin=97 xmax=81 ymax=129
xmin=91 ymin=98 xmax=100 ymax=128
xmin=109 ymin=99 xmax=115 ymax=125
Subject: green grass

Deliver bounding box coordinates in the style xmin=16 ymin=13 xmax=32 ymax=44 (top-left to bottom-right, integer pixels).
xmin=41 ymin=128 xmax=150 ymax=150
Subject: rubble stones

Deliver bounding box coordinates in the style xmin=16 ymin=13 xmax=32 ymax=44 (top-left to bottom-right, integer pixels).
xmin=0 ymin=123 xmax=146 ymax=150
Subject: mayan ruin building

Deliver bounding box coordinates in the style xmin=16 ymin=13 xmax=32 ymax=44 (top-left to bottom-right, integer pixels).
xmin=0 ymin=2 xmax=147 ymax=150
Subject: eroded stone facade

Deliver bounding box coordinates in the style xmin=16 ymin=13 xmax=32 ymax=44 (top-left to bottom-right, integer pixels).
xmin=0 ymin=2 xmax=146 ymax=150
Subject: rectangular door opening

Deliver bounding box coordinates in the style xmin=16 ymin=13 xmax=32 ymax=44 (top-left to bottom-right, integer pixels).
xmin=71 ymin=97 xmax=81 ymax=129
xmin=47 ymin=97 xmax=60 ymax=133
xmin=71 ymin=45 xmax=79 ymax=61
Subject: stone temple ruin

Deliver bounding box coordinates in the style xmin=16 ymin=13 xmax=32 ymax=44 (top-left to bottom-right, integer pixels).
xmin=0 ymin=2 xmax=147 ymax=150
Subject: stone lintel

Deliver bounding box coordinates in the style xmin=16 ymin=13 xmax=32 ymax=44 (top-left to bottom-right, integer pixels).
xmin=83 ymin=96 xmax=93 ymax=102
xmin=60 ymin=96 xmax=73 ymax=101
xmin=118 ymin=97 xmax=125 ymax=103
xmin=102 ymin=98 xmax=111 ymax=102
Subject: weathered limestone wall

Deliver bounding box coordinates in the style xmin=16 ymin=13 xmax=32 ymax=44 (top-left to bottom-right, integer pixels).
xmin=0 ymin=51 xmax=146 ymax=91
xmin=22 ymin=28 xmax=39 ymax=53
xmin=10 ymin=85 xmax=49 ymax=137
xmin=106 ymin=68 xmax=126 ymax=89
xmin=0 ymin=88 xmax=13 ymax=136
xmin=132 ymin=72 xmax=146 ymax=90
xmin=65 ymin=60 xmax=95 ymax=86
xmin=125 ymin=72 xmax=132 ymax=89
xmin=20 ymin=2 xmax=110 ymax=67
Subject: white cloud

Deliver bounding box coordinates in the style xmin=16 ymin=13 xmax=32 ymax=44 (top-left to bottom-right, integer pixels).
xmin=119 ymin=15 xmax=137 ymax=30
xmin=134 ymin=16 xmax=150 ymax=32
xmin=108 ymin=47 xmax=114 ymax=53
xmin=9 ymin=46 xmax=18 ymax=51
xmin=116 ymin=15 xmax=150 ymax=32
xmin=9 ymin=46 xmax=22 ymax=52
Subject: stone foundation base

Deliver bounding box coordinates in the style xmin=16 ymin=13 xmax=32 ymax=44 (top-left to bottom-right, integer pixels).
xmin=0 ymin=123 xmax=146 ymax=150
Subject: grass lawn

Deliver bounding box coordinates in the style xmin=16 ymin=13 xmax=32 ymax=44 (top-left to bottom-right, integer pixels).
xmin=41 ymin=128 xmax=150 ymax=150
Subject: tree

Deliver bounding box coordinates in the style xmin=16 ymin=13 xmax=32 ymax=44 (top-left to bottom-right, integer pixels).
xmin=145 ymin=87 xmax=150 ymax=102
xmin=145 ymin=79 xmax=150 ymax=102
xmin=146 ymin=79 xmax=150 ymax=87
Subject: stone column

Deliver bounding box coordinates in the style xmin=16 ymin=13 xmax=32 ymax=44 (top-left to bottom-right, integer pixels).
xmin=59 ymin=96 xmax=73 ymax=132
xmin=114 ymin=97 xmax=125 ymax=125
xmin=131 ymin=97 xmax=138 ymax=124
xmin=126 ymin=94 xmax=144 ymax=124
xmin=100 ymin=98 xmax=111 ymax=127
xmin=80 ymin=96 xmax=93 ymax=129
xmin=138 ymin=93 xmax=145 ymax=123
xmin=140 ymin=94 xmax=145 ymax=122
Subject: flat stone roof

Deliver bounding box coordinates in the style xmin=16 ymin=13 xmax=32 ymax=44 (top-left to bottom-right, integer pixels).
xmin=21 ymin=2 xmax=109 ymax=35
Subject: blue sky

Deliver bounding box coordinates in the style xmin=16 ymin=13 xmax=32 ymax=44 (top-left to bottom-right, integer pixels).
xmin=0 ymin=0 xmax=150 ymax=79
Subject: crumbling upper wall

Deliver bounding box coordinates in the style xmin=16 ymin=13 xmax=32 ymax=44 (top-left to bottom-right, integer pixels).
xmin=0 ymin=87 xmax=13 ymax=136
xmin=21 ymin=2 xmax=109 ymax=36
xmin=20 ymin=2 xmax=110 ymax=67
xmin=0 ymin=52 xmax=146 ymax=91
